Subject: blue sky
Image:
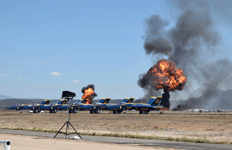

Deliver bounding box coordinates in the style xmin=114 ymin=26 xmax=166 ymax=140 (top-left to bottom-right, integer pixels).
xmin=1 ymin=0 xmax=232 ymax=99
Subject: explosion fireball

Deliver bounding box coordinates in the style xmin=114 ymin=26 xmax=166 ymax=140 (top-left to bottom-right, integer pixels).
xmin=82 ymin=88 xmax=94 ymax=104
xmin=81 ymin=84 xmax=97 ymax=104
xmin=138 ymin=58 xmax=187 ymax=108
xmin=148 ymin=58 xmax=187 ymax=91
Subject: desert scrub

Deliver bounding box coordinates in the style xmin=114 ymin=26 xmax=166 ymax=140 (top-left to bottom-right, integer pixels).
xmin=0 ymin=126 xmax=230 ymax=144
xmin=181 ymin=136 xmax=191 ymax=142
xmin=36 ymin=128 xmax=43 ymax=132
xmin=46 ymin=129 xmax=58 ymax=133
xmin=32 ymin=127 xmax=37 ymax=131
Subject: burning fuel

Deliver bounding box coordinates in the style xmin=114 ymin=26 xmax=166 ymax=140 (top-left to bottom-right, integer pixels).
xmin=138 ymin=59 xmax=187 ymax=108
xmin=81 ymin=84 xmax=97 ymax=104
xmin=147 ymin=59 xmax=186 ymax=91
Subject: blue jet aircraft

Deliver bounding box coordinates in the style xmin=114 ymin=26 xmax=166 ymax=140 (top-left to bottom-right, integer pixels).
xmin=49 ymin=99 xmax=69 ymax=113
xmin=31 ymin=100 xmax=51 ymax=113
xmin=123 ymin=96 xmax=164 ymax=114
xmin=69 ymin=99 xmax=89 ymax=113
xmin=96 ymin=97 xmax=135 ymax=114
xmin=120 ymin=97 xmax=134 ymax=104
xmin=7 ymin=104 xmax=23 ymax=111
xmin=7 ymin=100 xmax=51 ymax=111
xmin=73 ymin=98 xmax=110 ymax=114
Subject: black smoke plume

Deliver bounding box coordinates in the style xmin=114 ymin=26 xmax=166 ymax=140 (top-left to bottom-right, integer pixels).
xmin=138 ymin=0 xmax=232 ymax=109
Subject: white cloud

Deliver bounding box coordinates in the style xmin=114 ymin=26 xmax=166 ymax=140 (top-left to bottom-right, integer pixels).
xmin=51 ymin=72 xmax=61 ymax=76
xmin=73 ymin=80 xmax=79 ymax=83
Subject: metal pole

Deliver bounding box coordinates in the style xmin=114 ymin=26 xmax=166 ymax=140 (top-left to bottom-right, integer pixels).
xmin=65 ymin=98 xmax=71 ymax=139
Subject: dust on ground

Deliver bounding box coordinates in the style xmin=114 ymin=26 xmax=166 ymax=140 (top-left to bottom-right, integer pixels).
xmin=1 ymin=111 xmax=232 ymax=143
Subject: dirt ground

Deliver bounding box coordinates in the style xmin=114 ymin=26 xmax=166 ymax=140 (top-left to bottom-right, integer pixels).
xmin=1 ymin=111 xmax=232 ymax=143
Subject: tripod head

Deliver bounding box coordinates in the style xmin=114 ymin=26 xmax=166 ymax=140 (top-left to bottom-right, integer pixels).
xmin=62 ymin=91 xmax=76 ymax=100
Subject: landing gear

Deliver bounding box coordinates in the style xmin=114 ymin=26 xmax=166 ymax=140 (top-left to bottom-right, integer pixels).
xmin=33 ymin=108 xmax=41 ymax=113
xmin=90 ymin=109 xmax=99 ymax=114
xmin=144 ymin=110 xmax=149 ymax=114
xmin=117 ymin=110 xmax=122 ymax=114
xmin=94 ymin=109 xmax=99 ymax=114
xmin=50 ymin=109 xmax=57 ymax=113
xmin=112 ymin=110 xmax=122 ymax=114
xmin=69 ymin=109 xmax=77 ymax=114
xmin=90 ymin=110 xmax=93 ymax=114
xmin=139 ymin=110 xmax=150 ymax=114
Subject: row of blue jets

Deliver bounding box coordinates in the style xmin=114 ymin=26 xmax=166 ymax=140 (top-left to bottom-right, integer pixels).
xmin=7 ymin=97 xmax=164 ymax=114
xmin=71 ymin=96 xmax=164 ymax=114
xmin=7 ymin=99 xmax=67 ymax=113
xmin=7 ymin=100 xmax=51 ymax=111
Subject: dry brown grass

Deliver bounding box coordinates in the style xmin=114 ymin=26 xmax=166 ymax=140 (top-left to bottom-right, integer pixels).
xmin=1 ymin=110 xmax=232 ymax=144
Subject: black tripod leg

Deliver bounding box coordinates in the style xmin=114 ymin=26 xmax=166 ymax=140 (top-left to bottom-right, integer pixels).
xmin=68 ymin=121 xmax=82 ymax=139
xmin=54 ymin=121 xmax=68 ymax=138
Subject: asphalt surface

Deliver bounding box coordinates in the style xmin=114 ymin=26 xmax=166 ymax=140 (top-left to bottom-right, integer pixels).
xmin=0 ymin=129 xmax=231 ymax=150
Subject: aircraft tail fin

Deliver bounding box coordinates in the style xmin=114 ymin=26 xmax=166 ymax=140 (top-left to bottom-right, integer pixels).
xmin=58 ymin=99 xmax=68 ymax=104
xmin=98 ymin=98 xmax=110 ymax=104
xmin=128 ymin=97 xmax=135 ymax=103
xmin=104 ymin=98 xmax=110 ymax=104
xmin=121 ymin=97 xmax=129 ymax=103
xmin=148 ymin=96 xmax=162 ymax=106
xmin=41 ymin=100 xmax=51 ymax=105
xmin=98 ymin=98 xmax=106 ymax=104
xmin=147 ymin=97 xmax=156 ymax=105
xmin=121 ymin=97 xmax=134 ymax=104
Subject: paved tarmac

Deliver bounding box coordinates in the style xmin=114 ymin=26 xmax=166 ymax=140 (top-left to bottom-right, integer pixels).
xmin=0 ymin=129 xmax=231 ymax=150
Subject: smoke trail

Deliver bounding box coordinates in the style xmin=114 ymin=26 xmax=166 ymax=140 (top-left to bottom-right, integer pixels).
xmin=138 ymin=0 xmax=232 ymax=109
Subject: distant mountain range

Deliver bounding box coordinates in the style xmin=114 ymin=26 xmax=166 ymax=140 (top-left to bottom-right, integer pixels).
xmin=0 ymin=95 xmax=15 ymax=100
xmin=0 ymin=94 xmax=46 ymax=100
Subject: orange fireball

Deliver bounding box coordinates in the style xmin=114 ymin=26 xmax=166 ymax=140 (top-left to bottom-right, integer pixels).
xmin=148 ymin=59 xmax=187 ymax=91
xmin=82 ymin=88 xmax=94 ymax=104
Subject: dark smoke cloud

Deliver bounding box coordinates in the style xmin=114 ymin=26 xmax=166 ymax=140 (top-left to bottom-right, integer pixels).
xmin=138 ymin=0 xmax=232 ymax=109
xmin=144 ymin=15 xmax=172 ymax=56
xmin=200 ymin=59 xmax=232 ymax=95
xmin=174 ymin=89 xmax=232 ymax=110
xmin=81 ymin=84 xmax=97 ymax=98
xmin=145 ymin=15 xmax=169 ymax=38
xmin=144 ymin=38 xmax=172 ymax=55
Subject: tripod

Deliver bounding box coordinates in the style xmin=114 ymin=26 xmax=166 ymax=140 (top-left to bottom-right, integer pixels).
xmin=53 ymin=94 xmax=82 ymax=139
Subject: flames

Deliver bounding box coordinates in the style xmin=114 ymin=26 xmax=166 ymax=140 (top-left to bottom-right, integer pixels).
xmin=148 ymin=58 xmax=187 ymax=91
xmin=81 ymin=84 xmax=97 ymax=104
xmin=82 ymin=88 xmax=94 ymax=104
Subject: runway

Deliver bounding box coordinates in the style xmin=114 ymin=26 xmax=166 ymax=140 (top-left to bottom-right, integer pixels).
xmin=0 ymin=129 xmax=231 ymax=150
